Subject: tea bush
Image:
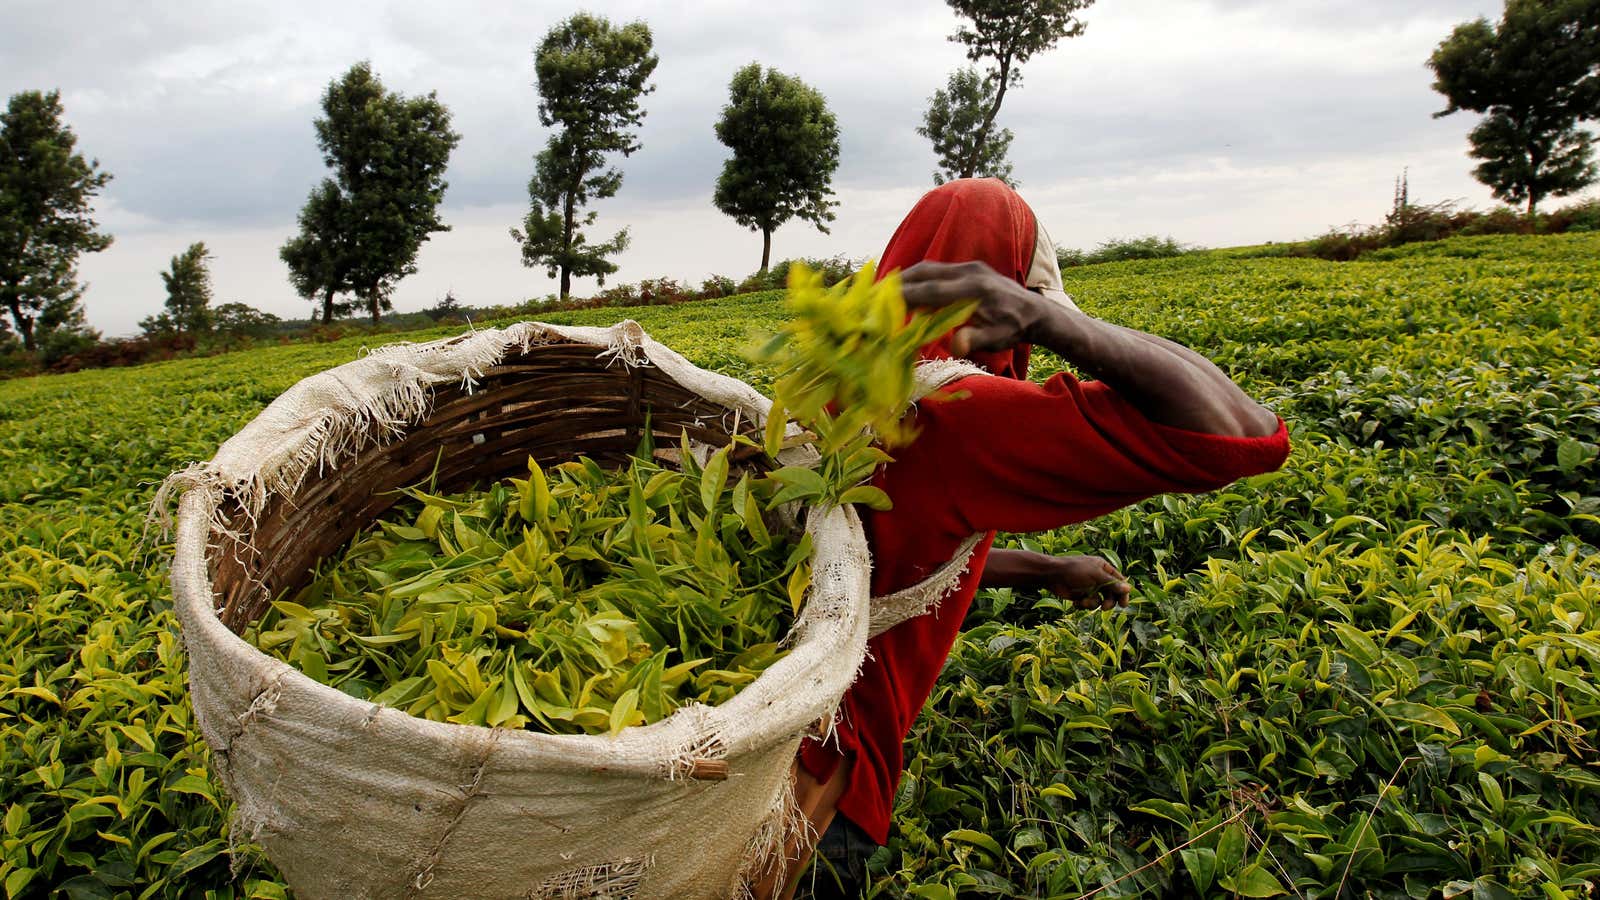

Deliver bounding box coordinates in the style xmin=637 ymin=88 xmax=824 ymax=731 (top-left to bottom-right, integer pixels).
xmin=882 ymin=233 xmax=1600 ymax=899
xmin=2 ymin=234 xmax=1597 ymax=898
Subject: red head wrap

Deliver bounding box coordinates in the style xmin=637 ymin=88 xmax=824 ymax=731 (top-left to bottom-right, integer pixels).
xmin=876 ymin=178 xmax=1040 ymax=379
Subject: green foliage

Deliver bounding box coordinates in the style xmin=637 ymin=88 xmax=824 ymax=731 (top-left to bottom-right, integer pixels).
xmin=32 ymin=298 xmax=99 ymax=368
xmin=421 ymin=290 xmax=462 ymax=322
xmin=0 ymin=89 xmax=112 ymax=353
xmin=918 ymin=68 xmax=1014 ymax=186
xmin=210 ymin=303 xmax=280 ymax=340
xmin=756 ymin=262 xmax=973 ymax=462
xmin=713 ymin=63 xmax=840 ymax=273
xmin=1057 ymin=235 xmax=1197 ymax=268
xmin=279 ymin=181 xmax=354 ymax=325
xmin=1 ymin=233 xmax=1598 ymax=897
xmin=1548 ymin=197 xmax=1600 ymax=232
xmin=142 ymin=243 xmax=213 ymax=337
xmin=253 ymin=451 xmax=804 ymax=734
xmin=1428 ymin=0 xmax=1600 ymax=214
xmin=877 ymin=234 xmax=1600 ymax=898
xmin=282 ymin=62 xmax=460 ymax=325
xmin=512 ymin=13 xmax=657 ymax=300
xmin=736 ymin=256 xmax=858 ymax=294
xmin=931 ymin=0 xmax=1094 ymax=179
xmin=1241 ymin=177 xmax=1600 ymax=263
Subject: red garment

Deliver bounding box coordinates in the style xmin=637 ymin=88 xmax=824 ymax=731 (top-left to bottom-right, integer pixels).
xmin=797 ymin=179 xmax=1292 ymax=845
xmin=877 ymin=178 xmax=1038 ymax=379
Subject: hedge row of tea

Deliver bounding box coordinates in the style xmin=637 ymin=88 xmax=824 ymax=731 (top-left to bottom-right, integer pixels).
xmin=891 ymin=235 xmax=1600 ymax=899
xmin=1 ymin=234 xmax=1596 ymax=898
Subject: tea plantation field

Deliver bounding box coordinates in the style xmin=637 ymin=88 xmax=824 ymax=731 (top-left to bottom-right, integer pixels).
xmin=2 ymin=233 xmax=1598 ymax=899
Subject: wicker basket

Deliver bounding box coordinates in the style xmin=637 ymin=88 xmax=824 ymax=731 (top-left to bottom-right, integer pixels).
xmin=165 ymin=322 xmax=872 ymax=900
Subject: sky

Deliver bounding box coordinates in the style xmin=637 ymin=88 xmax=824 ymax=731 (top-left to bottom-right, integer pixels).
xmin=5 ymin=0 xmax=1576 ymax=338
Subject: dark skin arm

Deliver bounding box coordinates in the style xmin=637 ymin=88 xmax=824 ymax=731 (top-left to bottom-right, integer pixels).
xmin=981 ymin=549 xmax=1131 ymax=610
xmin=900 ymin=260 xmax=1279 ymax=437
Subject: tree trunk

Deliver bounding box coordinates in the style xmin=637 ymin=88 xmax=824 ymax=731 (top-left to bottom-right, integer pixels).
xmin=760 ymin=228 xmax=772 ymax=274
xmin=368 ymin=291 xmax=380 ymax=326
xmin=4 ymin=298 xmax=34 ymax=352
xmin=322 ymin=290 xmax=335 ymax=325
xmin=560 ymin=184 xmax=577 ymax=301
xmin=962 ymin=54 xmax=1012 ymax=179
xmin=1527 ymin=194 xmax=1537 ymax=218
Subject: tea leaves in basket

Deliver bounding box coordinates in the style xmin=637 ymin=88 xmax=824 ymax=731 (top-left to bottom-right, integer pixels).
xmin=250 ymin=450 xmax=803 ymax=736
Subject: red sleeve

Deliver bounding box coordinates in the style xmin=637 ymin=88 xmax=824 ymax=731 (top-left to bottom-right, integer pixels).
xmin=895 ymin=373 xmax=1290 ymax=535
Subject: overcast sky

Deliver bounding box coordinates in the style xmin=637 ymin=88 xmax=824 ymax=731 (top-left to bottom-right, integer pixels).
xmin=5 ymin=0 xmax=1574 ymax=337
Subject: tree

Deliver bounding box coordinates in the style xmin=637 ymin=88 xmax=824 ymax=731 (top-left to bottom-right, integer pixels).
xmin=0 ymin=90 xmax=112 ymax=352
xmin=918 ymin=68 xmax=1015 ymax=185
xmin=1429 ymin=0 xmax=1600 ymax=215
xmin=145 ymin=242 xmax=213 ymax=336
xmin=925 ymin=0 xmax=1094 ymax=182
xmin=512 ymin=14 xmax=657 ymax=301
xmin=211 ymin=302 xmax=280 ymax=339
xmin=712 ymin=64 xmax=841 ymax=273
xmin=280 ymin=62 xmax=460 ymax=325
xmin=280 ymin=180 xmax=354 ymax=325
xmin=423 ymin=289 xmax=463 ymax=322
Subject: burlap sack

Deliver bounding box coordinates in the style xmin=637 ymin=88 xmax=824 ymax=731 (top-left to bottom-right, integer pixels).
xmin=163 ymin=321 xmax=986 ymax=899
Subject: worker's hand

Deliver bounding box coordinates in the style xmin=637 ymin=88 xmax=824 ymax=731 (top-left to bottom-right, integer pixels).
xmin=900 ymin=260 xmax=1051 ymax=357
xmin=1041 ymin=555 xmax=1131 ymax=610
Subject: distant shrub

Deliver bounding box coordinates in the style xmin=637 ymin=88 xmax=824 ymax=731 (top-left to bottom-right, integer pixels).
xmin=741 ymin=255 xmax=860 ymax=292
xmin=0 ymin=347 xmax=36 ymax=378
xmin=1547 ymin=197 xmax=1600 ymax=233
xmin=784 ymin=254 xmax=857 ymax=286
xmin=637 ymin=277 xmax=689 ymax=305
xmin=422 ymin=290 xmax=463 ymax=322
xmin=1304 ymin=227 xmax=1382 ymax=263
xmin=1253 ymin=183 xmax=1599 ymax=263
xmin=1057 ymin=236 xmax=1199 ymax=268
xmin=38 ymin=327 xmax=101 ymax=367
xmin=212 ymin=303 xmax=282 ymax=338
xmin=699 ymin=275 xmax=738 ymax=299
xmin=1093 ymin=235 xmax=1196 ymax=263
xmin=596 ymin=283 xmax=639 ymax=306
xmin=48 ymin=333 xmax=196 ymax=373
xmin=1055 ymin=246 xmax=1089 ymax=269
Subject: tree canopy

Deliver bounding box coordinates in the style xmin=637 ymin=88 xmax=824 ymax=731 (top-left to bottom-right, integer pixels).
xmin=712 ymin=63 xmax=840 ymax=273
xmin=280 ymin=180 xmax=354 ymax=325
xmin=512 ymin=13 xmax=657 ymax=300
xmin=1429 ymin=0 xmax=1600 ymax=214
xmin=922 ymin=0 xmax=1094 ymax=182
xmin=918 ymin=68 xmax=1015 ymax=186
xmin=0 ymin=89 xmax=112 ymax=352
xmin=211 ymin=302 xmax=280 ymax=339
xmin=142 ymin=242 xmax=214 ymax=336
xmin=280 ymin=62 xmax=459 ymax=325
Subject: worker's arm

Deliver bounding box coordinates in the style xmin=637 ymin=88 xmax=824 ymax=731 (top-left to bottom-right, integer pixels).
xmin=980 ymin=549 xmax=1131 ymax=609
xmin=899 ymin=261 xmax=1278 ymax=437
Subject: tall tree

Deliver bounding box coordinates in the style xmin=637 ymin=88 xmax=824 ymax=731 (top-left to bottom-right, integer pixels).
xmin=918 ymin=68 xmax=1015 ymax=185
xmin=1429 ymin=0 xmax=1600 ymax=215
xmin=147 ymin=242 xmax=213 ymax=335
xmin=512 ymin=13 xmax=657 ymax=301
xmin=712 ymin=63 xmax=841 ymax=273
xmin=0 ymin=90 xmax=112 ymax=352
xmin=924 ymin=0 xmax=1094 ymax=182
xmin=280 ymin=62 xmax=459 ymax=325
xmin=280 ymin=180 xmax=354 ymax=325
